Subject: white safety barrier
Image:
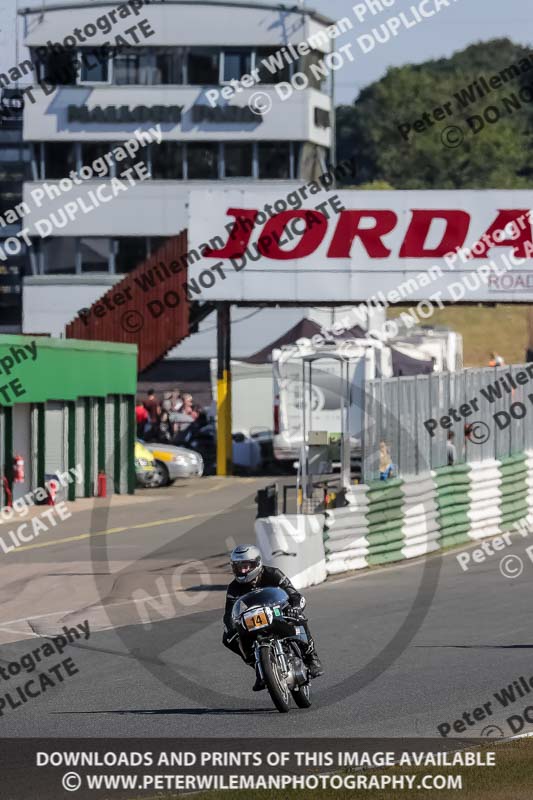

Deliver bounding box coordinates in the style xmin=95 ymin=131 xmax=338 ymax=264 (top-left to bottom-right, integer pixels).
xmin=255 ymin=514 xmax=327 ymax=590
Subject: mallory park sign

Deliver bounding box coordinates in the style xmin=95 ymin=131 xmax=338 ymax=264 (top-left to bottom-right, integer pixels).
xmin=187 ymin=189 xmax=533 ymax=303
xmin=67 ymin=104 xmax=261 ymax=124
xmin=67 ymin=105 xmax=183 ymax=123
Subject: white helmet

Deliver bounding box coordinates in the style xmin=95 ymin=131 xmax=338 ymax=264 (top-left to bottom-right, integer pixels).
xmin=230 ymin=544 xmax=262 ymax=584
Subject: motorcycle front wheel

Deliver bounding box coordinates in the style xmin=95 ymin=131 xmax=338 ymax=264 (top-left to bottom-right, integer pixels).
xmin=259 ymin=645 xmax=291 ymax=713
xmin=291 ymin=681 xmax=312 ymax=708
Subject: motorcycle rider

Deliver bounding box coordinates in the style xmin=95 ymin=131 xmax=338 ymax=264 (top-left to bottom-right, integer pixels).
xmin=223 ymin=544 xmax=324 ymax=691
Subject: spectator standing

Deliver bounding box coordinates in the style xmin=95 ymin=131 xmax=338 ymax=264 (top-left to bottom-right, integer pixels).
xmin=143 ymin=388 xmax=160 ymax=441
xmin=447 ymin=431 xmax=457 ymax=466
xmin=171 ymin=390 xmax=183 ymax=412
xmin=135 ymin=400 xmax=148 ymax=439
xmin=379 ymin=441 xmax=394 ymax=481
xmin=171 ymin=409 xmax=194 ymax=439
xmin=158 ymin=411 xmax=173 ymax=443
xmin=489 ymin=352 xmax=505 ymax=367
xmin=182 ymin=393 xmax=194 ymax=416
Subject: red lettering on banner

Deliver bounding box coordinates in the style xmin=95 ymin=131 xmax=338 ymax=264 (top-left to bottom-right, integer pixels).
xmin=203 ymin=208 xmax=258 ymax=258
xmin=399 ymin=210 xmax=471 ymax=257
xmin=257 ymin=211 xmax=328 ymax=259
xmin=469 ymin=210 xmax=533 ymax=258
xmin=202 ymin=207 xmax=533 ymax=262
xmin=326 ymin=210 xmax=397 ymax=258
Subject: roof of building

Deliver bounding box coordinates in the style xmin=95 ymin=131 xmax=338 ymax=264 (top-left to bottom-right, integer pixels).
xmin=18 ymin=0 xmax=334 ymax=27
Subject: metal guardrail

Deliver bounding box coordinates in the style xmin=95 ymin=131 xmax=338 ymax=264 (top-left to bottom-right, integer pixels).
xmin=363 ymin=363 xmax=533 ymax=481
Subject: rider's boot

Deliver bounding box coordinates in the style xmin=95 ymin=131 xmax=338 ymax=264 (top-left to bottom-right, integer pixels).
xmin=303 ymin=641 xmax=324 ymax=678
xmin=252 ymin=671 xmax=265 ymax=691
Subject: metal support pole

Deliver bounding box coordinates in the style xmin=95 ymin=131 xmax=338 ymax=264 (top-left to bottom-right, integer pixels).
xmin=341 ymin=359 xmax=351 ymax=492
xmin=216 ymin=302 xmax=232 ymax=476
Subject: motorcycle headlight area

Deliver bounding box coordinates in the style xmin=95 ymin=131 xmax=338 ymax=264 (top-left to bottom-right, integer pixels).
xmin=243 ymin=606 xmax=274 ymax=630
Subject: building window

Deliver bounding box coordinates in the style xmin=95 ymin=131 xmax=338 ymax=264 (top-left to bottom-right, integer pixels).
xmin=80 ymin=238 xmax=111 ymax=272
xmin=148 ymin=237 xmax=168 ymax=256
xmin=255 ymin=48 xmax=292 ymax=84
xmin=258 ymin=142 xmax=291 ymax=179
xmin=35 ymin=50 xmax=77 ymax=86
xmin=40 ymin=238 xmax=77 ymax=274
xmin=155 ymin=48 xmax=185 ymax=84
xmin=188 ymin=49 xmax=219 ymax=84
xmin=44 ymin=142 xmax=77 ymax=180
xmin=115 ymin=237 xmax=148 ymax=273
xmin=303 ymin=50 xmax=328 ymax=91
xmin=187 ymin=143 xmax=218 ymax=179
xmin=222 ymin=50 xmax=252 ymax=82
xmin=79 ymin=49 xmax=110 ymax=83
xmin=224 ymin=143 xmax=253 ymax=178
xmin=151 ymin=142 xmax=183 ymax=179
xmin=0 ymin=187 xmax=22 ymax=216
xmin=114 ymin=50 xmax=159 ymax=85
xmin=80 ymin=142 xmax=112 ymax=177
xmin=115 ymin=142 xmax=149 ymax=177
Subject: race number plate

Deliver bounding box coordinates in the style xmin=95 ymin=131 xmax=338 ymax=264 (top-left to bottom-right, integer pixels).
xmin=244 ymin=609 xmax=269 ymax=630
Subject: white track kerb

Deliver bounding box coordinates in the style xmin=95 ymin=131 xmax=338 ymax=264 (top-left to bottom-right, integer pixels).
xmin=255 ymin=453 xmax=533 ymax=589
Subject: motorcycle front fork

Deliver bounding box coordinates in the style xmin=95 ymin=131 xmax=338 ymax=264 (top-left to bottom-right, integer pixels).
xmin=255 ymin=640 xmax=288 ymax=680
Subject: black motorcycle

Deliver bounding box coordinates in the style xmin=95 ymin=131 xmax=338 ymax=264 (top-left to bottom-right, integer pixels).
xmin=231 ymin=586 xmax=312 ymax=713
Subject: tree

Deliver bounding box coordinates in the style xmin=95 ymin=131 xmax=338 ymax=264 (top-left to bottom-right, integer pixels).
xmin=337 ymin=39 xmax=533 ymax=189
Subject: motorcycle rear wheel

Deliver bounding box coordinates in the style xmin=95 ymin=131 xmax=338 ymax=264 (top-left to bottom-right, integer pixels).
xmin=259 ymin=645 xmax=290 ymax=713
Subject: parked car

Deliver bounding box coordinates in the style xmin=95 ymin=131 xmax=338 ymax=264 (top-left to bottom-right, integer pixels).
xmin=139 ymin=440 xmax=204 ymax=486
xmin=135 ymin=440 xmax=156 ymax=487
xmin=178 ymin=423 xmax=262 ymax=475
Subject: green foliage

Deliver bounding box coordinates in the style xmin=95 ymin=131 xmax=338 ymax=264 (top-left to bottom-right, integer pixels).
xmin=337 ymin=39 xmax=533 ymax=189
xmin=348 ymin=180 xmax=395 ymax=190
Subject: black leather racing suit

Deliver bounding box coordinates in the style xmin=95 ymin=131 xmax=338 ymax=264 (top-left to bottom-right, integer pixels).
xmin=222 ymin=566 xmax=317 ymax=663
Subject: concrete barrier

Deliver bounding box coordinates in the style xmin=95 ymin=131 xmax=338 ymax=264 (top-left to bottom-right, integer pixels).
xmin=255 ymin=514 xmax=326 ymax=590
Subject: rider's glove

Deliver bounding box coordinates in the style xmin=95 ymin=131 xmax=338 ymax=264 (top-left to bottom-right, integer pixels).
xmin=290 ymin=595 xmax=306 ymax=610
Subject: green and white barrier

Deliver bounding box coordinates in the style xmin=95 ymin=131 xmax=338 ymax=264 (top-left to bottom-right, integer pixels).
xmin=324 ymin=454 xmax=533 ymax=577
xmin=255 ymin=453 xmax=533 ymax=587
xmin=525 ymin=450 xmax=533 ymax=524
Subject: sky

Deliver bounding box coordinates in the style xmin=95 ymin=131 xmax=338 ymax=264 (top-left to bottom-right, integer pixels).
xmin=0 ymin=0 xmax=530 ymax=103
xmin=311 ymin=0 xmax=532 ymax=104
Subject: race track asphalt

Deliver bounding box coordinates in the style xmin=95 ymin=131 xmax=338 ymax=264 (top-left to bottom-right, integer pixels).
xmin=0 ymin=477 xmax=532 ymax=740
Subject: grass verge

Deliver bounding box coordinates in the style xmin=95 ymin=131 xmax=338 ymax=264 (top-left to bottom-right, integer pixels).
xmin=133 ymin=739 xmax=533 ymax=800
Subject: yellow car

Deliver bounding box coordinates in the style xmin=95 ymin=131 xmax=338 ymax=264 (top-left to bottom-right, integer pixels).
xmin=135 ymin=440 xmax=156 ymax=487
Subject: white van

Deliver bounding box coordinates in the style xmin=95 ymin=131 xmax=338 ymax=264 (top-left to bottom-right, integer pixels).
xmin=272 ymin=340 xmax=390 ymax=463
